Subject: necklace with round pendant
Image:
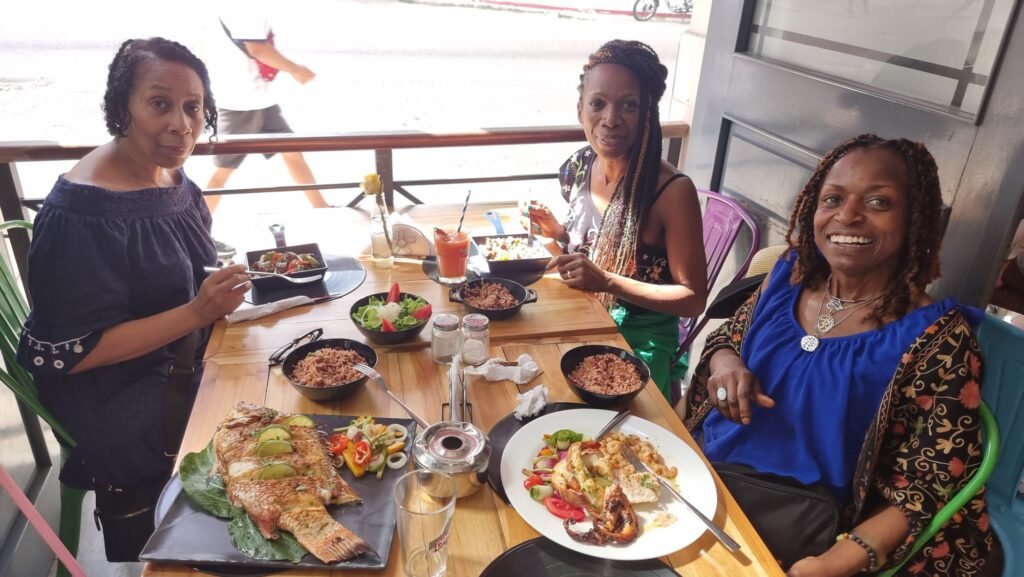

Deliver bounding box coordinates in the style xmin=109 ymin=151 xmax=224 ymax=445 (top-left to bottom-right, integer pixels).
xmin=800 ymin=335 xmax=820 ymax=352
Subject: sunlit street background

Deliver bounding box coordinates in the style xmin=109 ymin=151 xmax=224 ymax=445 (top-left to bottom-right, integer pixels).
xmin=1 ymin=0 xmax=688 ymax=243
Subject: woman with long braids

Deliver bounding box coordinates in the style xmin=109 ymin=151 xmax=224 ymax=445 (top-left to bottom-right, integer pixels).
xmin=538 ymin=40 xmax=708 ymax=402
xmin=17 ymin=38 xmax=248 ymax=561
xmin=683 ymin=134 xmax=1002 ymax=576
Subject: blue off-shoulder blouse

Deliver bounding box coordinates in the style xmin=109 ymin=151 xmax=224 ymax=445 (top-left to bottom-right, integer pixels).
xmin=702 ymin=253 xmax=971 ymax=503
xmin=17 ymin=172 xmax=216 ymax=489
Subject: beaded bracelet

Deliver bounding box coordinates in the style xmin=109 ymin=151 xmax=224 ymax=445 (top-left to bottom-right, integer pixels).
xmin=836 ymin=532 xmax=881 ymax=572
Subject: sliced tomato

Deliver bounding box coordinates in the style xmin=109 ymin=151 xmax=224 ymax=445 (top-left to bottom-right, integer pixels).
xmin=381 ymin=319 xmax=396 ymax=332
xmin=411 ymin=303 xmax=432 ymax=321
xmin=353 ymin=439 xmax=372 ymax=467
xmin=286 ymin=260 xmax=300 ymax=273
xmin=327 ymin=433 xmax=349 ymax=456
xmin=543 ymin=496 xmax=585 ymax=522
xmin=523 ymin=474 xmax=545 ymax=490
xmin=387 ymin=282 xmax=401 ymax=304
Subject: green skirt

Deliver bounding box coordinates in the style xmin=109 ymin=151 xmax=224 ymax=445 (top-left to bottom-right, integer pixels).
xmin=609 ymin=304 xmax=688 ymax=402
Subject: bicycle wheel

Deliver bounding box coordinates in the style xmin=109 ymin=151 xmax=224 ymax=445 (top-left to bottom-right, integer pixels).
xmin=633 ymin=0 xmax=658 ymax=21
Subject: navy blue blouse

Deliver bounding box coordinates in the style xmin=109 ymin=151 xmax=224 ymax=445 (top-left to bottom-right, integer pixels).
xmin=17 ymin=172 xmax=216 ymax=489
xmin=702 ymin=253 xmax=961 ymax=503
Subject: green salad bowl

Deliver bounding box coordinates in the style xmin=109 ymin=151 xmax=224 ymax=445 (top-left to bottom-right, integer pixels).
xmin=350 ymin=292 xmax=431 ymax=345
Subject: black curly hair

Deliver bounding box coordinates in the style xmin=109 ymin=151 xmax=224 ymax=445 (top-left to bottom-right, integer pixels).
xmin=577 ymin=40 xmax=668 ymax=301
xmin=784 ymin=134 xmax=944 ymax=323
xmin=103 ymin=37 xmax=217 ymax=138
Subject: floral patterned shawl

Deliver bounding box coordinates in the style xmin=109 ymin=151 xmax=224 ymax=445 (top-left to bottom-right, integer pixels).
xmin=684 ymin=288 xmax=1002 ymax=576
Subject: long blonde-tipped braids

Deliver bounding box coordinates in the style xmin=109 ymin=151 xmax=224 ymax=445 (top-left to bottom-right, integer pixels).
xmin=579 ymin=40 xmax=668 ymax=307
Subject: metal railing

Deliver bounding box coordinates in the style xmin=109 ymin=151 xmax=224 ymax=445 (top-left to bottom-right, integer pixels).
xmin=0 ymin=122 xmax=690 ymax=277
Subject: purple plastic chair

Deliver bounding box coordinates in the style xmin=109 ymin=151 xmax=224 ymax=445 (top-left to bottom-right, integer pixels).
xmin=674 ymin=189 xmax=761 ymax=362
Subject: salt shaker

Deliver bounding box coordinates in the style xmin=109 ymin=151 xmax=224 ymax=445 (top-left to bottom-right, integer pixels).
xmin=431 ymin=313 xmax=461 ymax=364
xmin=461 ymin=314 xmax=490 ymax=365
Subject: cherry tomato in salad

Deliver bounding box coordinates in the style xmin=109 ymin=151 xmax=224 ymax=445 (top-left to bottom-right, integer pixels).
xmin=353 ymin=439 xmax=372 ymax=467
xmin=523 ymin=475 xmax=545 ymax=490
xmin=543 ymin=496 xmax=585 ymax=522
xmin=327 ymin=433 xmax=348 ymax=456
xmin=411 ymin=303 xmax=432 ymax=321
xmin=381 ymin=319 xmax=396 ymax=332
xmin=387 ymin=282 xmax=401 ymax=304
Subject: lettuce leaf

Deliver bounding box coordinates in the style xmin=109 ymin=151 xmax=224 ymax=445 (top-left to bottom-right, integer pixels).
xmin=179 ymin=441 xmax=307 ymax=563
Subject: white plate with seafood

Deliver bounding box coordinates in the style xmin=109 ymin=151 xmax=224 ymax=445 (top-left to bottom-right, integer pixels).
xmin=500 ymin=408 xmax=717 ymax=560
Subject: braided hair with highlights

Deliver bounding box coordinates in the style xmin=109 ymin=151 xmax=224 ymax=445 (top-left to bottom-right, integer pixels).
xmin=103 ymin=37 xmax=218 ymax=138
xmin=784 ymin=134 xmax=944 ymax=324
xmin=578 ymin=40 xmax=668 ymax=303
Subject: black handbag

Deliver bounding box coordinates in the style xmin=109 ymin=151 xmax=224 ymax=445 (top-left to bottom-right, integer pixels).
xmin=713 ymin=462 xmax=841 ymax=569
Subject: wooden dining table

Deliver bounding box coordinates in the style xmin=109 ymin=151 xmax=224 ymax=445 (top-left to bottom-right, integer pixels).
xmin=141 ymin=204 xmax=785 ymax=577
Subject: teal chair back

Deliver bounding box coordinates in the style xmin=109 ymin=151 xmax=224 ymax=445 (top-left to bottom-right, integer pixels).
xmin=977 ymin=314 xmax=1024 ymax=577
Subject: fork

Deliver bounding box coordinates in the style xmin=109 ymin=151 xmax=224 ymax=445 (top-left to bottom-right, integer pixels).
xmin=203 ymin=266 xmax=323 ymax=284
xmin=352 ymin=363 xmax=430 ymax=429
xmin=621 ymin=444 xmax=741 ymax=552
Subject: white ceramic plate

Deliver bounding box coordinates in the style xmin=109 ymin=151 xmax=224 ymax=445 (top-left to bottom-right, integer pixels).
xmin=500 ymin=408 xmax=717 ymax=561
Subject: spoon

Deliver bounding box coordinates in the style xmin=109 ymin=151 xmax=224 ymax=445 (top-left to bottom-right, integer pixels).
xmin=203 ymin=266 xmax=323 ymax=284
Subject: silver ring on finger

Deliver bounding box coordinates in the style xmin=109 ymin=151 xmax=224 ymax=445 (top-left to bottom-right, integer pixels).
xmin=716 ymin=386 xmax=728 ymax=402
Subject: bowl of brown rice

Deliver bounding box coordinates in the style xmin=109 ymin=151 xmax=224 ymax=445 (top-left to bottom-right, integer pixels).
xmin=282 ymin=338 xmax=378 ymax=401
xmin=448 ymin=278 xmax=537 ymax=320
xmin=560 ymin=345 xmax=650 ymax=407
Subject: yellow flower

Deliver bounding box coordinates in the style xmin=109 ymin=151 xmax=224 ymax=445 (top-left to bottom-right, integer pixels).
xmin=362 ymin=173 xmax=382 ymax=195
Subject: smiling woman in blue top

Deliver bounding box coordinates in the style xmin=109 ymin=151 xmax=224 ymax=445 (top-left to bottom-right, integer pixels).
xmin=684 ymin=135 xmax=1002 ymax=576
xmin=17 ymin=37 xmax=248 ymax=562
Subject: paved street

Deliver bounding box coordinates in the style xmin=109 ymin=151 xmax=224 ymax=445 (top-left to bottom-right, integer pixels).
xmin=1 ymin=0 xmax=688 ymax=239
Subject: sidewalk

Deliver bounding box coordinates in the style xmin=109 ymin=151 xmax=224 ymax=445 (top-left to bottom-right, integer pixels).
xmin=401 ymin=0 xmax=689 ymax=21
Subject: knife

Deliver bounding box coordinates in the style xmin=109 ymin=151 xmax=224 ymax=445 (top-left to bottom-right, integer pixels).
xmin=622 ymin=444 xmax=741 ymax=552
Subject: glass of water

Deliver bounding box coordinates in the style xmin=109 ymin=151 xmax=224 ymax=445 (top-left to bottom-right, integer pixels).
xmin=394 ymin=470 xmax=456 ymax=577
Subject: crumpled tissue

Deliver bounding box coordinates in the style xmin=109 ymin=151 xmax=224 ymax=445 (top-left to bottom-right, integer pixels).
xmin=227 ymin=296 xmax=313 ymax=324
xmin=463 ymin=354 xmax=541 ymax=385
xmin=514 ymin=385 xmax=549 ymax=420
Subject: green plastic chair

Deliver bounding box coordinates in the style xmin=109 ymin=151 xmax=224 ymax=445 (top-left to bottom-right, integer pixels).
xmin=0 ymin=220 xmax=85 ymax=577
xmin=880 ymin=312 xmax=1024 ymax=577
xmin=877 ymin=402 xmax=999 ymax=577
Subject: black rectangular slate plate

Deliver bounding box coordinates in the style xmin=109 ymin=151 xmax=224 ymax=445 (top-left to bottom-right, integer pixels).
xmin=140 ymin=414 xmax=417 ymax=573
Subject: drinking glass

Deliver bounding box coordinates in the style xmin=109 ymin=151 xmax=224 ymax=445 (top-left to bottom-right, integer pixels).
xmin=433 ymin=228 xmax=470 ymax=284
xmin=394 ymin=470 xmax=457 ymax=577
xmin=370 ymin=214 xmax=393 ymax=269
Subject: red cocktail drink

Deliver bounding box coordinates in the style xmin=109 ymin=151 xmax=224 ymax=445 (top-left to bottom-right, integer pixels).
xmin=434 ymin=228 xmax=470 ymax=284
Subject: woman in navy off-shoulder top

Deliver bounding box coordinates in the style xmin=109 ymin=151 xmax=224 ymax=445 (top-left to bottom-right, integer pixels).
xmin=16 ymin=38 xmax=249 ymax=561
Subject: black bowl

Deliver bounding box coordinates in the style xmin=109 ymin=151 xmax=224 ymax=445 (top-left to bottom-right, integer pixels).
xmin=448 ymin=277 xmax=538 ymax=320
xmin=282 ymin=338 xmax=378 ymax=402
xmin=245 ymin=243 xmax=328 ymax=291
xmin=349 ymin=292 xmax=431 ymax=345
xmin=560 ymin=345 xmax=651 ymax=408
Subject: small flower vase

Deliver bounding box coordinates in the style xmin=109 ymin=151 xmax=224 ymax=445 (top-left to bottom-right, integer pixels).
xmin=370 ymin=202 xmax=393 ymax=269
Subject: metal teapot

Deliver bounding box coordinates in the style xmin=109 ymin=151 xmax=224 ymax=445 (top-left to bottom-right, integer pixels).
xmin=412 ymin=362 xmax=491 ymax=499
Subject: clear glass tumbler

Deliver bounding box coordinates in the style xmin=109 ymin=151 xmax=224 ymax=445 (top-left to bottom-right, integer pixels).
xmin=370 ymin=213 xmax=394 ymax=269
xmin=394 ymin=470 xmax=457 ymax=577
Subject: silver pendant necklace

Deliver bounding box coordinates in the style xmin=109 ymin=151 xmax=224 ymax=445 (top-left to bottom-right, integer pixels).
xmin=801 ymin=276 xmax=882 ymax=352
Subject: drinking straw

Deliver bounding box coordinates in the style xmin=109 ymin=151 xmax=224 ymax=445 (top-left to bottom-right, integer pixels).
xmin=456 ymin=189 xmax=473 ymax=233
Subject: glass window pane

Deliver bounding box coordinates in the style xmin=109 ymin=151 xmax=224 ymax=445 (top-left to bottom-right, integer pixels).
xmin=748 ymin=0 xmax=1016 ymax=117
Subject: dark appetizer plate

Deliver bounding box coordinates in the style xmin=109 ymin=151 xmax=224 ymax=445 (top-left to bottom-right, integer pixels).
xmin=480 ymin=537 xmax=681 ymax=577
xmin=249 ymin=254 xmax=366 ymax=306
xmin=141 ymin=414 xmax=417 ymax=574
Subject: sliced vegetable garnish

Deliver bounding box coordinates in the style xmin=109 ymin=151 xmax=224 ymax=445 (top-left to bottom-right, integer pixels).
xmin=327 ymin=433 xmax=349 ymax=456
xmin=353 ymin=439 xmax=372 ymax=467
xmin=386 ymin=452 xmax=408 ymax=469
xmin=387 ymin=282 xmax=401 ymax=304
xmin=386 ymin=423 xmax=408 ymax=443
xmin=543 ymin=496 xmax=585 ymax=522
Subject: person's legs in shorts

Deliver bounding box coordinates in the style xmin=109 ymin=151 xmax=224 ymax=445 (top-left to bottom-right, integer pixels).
xmin=260 ymin=106 xmax=330 ymax=208
xmin=206 ymin=108 xmax=264 ymax=214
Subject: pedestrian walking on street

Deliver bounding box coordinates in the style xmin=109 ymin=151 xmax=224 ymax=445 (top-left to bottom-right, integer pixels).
xmin=204 ymin=1 xmax=330 ymax=256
